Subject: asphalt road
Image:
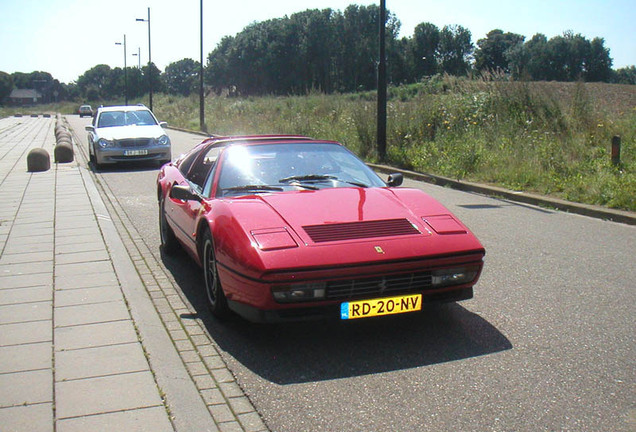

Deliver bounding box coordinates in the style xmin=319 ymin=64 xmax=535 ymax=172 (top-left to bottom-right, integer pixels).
xmin=67 ymin=115 xmax=635 ymax=432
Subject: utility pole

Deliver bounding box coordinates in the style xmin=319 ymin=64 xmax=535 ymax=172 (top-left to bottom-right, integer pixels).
xmin=200 ymin=0 xmax=206 ymax=132
xmin=136 ymin=8 xmax=152 ymax=110
xmin=377 ymin=0 xmax=387 ymax=161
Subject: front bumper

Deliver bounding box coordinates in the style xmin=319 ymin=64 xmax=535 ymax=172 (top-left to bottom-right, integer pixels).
xmin=227 ymin=287 xmax=474 ymax=323
xmin=95 ymin=146 xmax=171 ymax=164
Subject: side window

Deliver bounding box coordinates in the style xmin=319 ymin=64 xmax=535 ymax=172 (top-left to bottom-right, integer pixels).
xmin=186 ymin=146 xmax=223 ymax=194
xmin=201 ymin=147 xmax=224 ymax=197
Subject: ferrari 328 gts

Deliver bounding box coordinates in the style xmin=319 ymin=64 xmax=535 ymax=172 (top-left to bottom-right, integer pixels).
xmin=157 ymin=135 xmax=485 ymax=322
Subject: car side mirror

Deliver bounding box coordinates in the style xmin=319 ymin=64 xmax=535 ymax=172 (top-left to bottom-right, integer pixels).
xmin=387 ymin=173 xmax=403 ymax=187
xmin=159 ymin=121 xmax=168 ymax=128
xmin=170 ymin=184 xmax=202 ymax=202
xmin=85 ymin=125 xmax=95 ymax=132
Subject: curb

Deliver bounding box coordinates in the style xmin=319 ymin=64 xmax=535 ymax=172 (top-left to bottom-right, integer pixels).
xmin=368 ymin=163 xmax=636 ymax=226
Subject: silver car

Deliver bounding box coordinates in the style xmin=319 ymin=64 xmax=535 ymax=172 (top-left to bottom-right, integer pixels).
xmin=86 ymin=105 xmax=171 ymax=167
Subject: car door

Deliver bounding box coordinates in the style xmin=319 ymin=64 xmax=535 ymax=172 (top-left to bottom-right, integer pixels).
xmin=166 ymin=147 xmax=218 ymax=251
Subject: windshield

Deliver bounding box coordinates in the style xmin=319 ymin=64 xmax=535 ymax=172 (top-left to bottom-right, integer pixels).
xmin=97 ymin=110 xmax=157 ymax=128
xmin=216 ymin=142 xmax=385 ymax=197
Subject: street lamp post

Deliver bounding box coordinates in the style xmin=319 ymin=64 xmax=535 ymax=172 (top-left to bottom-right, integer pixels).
xmin=377 ymin=0 xmax=387 ymax=161
xmin=199 ymin=0 xmax=205 ymax=132
xmin=136 ymin=7 xmax=152 ymax=110
xmin=132 ymin=47 xmax=141 ymax=69
xmin=115 ymin=35 xmax=128 ymax=105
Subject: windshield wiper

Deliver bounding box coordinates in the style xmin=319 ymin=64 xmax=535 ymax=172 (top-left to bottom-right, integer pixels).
xmin=279 ymin=174 xmax=369 ymax=188
xmin=279 ymin=174 xmax=337 ymax=183
xmin=222 ymin=185 xmax=284 ymax=194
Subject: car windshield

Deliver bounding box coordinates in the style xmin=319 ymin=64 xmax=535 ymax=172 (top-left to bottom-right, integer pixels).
xmin=97 ymin=110 xmax=157 ymax=128
xmin=216 ymin=142 xmax=386 ymax=197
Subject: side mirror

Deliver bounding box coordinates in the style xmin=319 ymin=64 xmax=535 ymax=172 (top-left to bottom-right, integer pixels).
xmin=159 ymin=121 xmax=168 ymax=128
xmin=85 ymin=125 xmax=95 ymax=132
xmin=387 ymin=173 xmax=403 ymax=187
xmin=170 ymin=184 xmax=202 ymax=202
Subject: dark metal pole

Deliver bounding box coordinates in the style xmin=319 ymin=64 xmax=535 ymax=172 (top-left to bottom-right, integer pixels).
xmin=124 ymin=34 xmax=128 ymax=105
xmin=377 ymin=0 xmax=387 ymax=161
xmin=199 ymin=0 xmax=205 ymax=132
xmin=147 ymin=7 xmax=153 ymax=111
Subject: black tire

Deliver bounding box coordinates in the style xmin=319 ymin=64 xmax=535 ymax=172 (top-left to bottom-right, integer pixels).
xmin=202 ymin=230 xmax=230 ymax=319
xmin=159 ymin=196 xmax=179 ymax=255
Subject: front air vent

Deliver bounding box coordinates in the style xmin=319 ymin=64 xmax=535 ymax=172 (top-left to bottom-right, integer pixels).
xmin=303 ymin=218 xmax=421 ymax=243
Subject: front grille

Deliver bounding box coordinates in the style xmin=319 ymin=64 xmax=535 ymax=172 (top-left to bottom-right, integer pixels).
xmin=303 ymin=218 xmax=421 ymax=243
xmin=326 ymin=271 xmax=433 ymax=300
xmin=118 ymin=138 xmax=152 ymax=148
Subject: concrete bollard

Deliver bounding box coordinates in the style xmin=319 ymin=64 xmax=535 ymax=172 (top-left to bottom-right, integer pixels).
xmin=54 ymin=142 xmax=74 ymax=163
xmin=56 ymin=131 xmax=71 ymax=140
xmin=27 ymin=148 xmax=51 ymax=172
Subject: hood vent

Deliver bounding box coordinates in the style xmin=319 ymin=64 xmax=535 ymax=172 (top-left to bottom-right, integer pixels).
xmin=303 ymin=218 xmax=421 ymax=243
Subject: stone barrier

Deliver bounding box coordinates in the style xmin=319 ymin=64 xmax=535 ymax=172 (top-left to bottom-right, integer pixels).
xmin=27 ymin=148 xmax=50 ymax=172
xmin=54 ymin=142 xmax=74 ymax=163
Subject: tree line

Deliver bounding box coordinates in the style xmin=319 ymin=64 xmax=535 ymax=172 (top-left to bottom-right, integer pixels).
xmin=1 ymin=4 xmax=635 ymax=104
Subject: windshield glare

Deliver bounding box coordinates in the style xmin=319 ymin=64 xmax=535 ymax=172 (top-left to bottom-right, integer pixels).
xmin=216 ymin=143 xmax=385 ymax=196
xmin=97 ymin=110 xmax=157 ymax=128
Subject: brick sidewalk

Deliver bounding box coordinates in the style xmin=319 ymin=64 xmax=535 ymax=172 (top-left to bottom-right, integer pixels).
xmin=0 ymin=115 xmax=266 ymax=432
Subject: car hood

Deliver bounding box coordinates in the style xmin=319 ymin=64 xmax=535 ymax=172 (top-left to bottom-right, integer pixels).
xmin=215 ymin=187 xmax=484 ymax=277
xmin=95 ymin=125 xmax=166 ymax=140
xmin=232 ymin=187 xmax=478 ymax=246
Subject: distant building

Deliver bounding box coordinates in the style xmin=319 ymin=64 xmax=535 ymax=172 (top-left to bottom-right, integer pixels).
xmin=9 ymin=89 xmax=42 ymax=106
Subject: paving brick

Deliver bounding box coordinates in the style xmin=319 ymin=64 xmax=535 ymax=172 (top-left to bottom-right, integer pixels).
xmin=0 ymin=402 xmax=53 ymax=432
xmin=201 ymin=388 xmax=225 ymax=405
xmin=55 ymin=249 xmax=109 ymax=265
xmin=55 ymin=320 xmax=138 ymax=351
xmin=0 ymin=251 xmax=53 ymax=265
xmin=228 ymin=396 xmax=255 ymax=415
xmin=54 ymin=272 xmax=118 ymax=290
xmin=209 ymin=404 xmax=235 ymax=423
xmin=55 ymin=242 xmax=104 ymax=255
xmin=0 ymin=301 xmax=52 ymax=324
xmin=238 ymin=411 xmax=268 ymax=432
xmin=56 ymin=342 xmax=148 ymax=381
xmin=0 ymin=320 xmax=52 ymax=346
xmin=2 ymin=241 xmax=54 ymax=255
xmin=218 ymin=421 xmax=244 ymax=432
xmin=0 ymin=273 xmax=52 ymax=290
xmin=55 ymin=371 xmax=163 ymax=419
xmin=54 ymin=300 xmax=129 ymax=328
xmin=54 ymin=260 xmax=113 ymax=278
xmin=0 ymin=286 xmax=52 ymax=306
xmin=0 ymin=369 xmax=52 ymax=406
xmin=54 ymin=285 xmax=122 ymax=307
xmin=56 ymin=406 xmax=173 ymax=432
xmin=0 ymin=342 xmax=51 ymax=374
xmin=0 ymin=260 xmax=53 ymax=277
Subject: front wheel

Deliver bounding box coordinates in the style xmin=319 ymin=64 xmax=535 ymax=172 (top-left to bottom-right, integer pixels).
xmin=202 ymin=230 xmax=230 ymax=319
xmin=159 ymin=196 xmax=179 ymax=255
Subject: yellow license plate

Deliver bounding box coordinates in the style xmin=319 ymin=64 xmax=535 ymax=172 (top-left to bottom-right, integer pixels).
xmin=340 ymin=294 xmax=422 ymax=320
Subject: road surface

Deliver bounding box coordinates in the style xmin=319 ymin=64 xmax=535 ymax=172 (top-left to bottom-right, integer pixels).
xmin=67 ymin=114 xmax=635 ymax=432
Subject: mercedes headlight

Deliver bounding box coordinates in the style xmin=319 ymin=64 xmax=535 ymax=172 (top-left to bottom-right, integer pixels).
xmin=157 ymin=135 xmax=171 ymax=146
xmin=97 ymin=138 xmax=114 ymax=148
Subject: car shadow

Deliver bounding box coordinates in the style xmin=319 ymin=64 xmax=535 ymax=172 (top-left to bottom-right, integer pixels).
xmin=90 ymin=160 xmax=161 ymax=173
xmin=161 ymin=250 xmax=512 ymax=386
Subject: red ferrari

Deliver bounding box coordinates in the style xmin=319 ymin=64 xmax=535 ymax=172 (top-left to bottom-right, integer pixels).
xmin=157 ymin=135 xmax=485 ymax=322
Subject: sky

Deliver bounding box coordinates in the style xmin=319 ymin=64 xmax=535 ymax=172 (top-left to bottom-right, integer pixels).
xmin=1 ymin=0 xmax=634 ymax=84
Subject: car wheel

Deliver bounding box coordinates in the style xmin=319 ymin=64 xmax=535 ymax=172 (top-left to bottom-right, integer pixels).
xmin=202 ymin=230 xmax=230 ymax=319
xmin=159 ymin=196 xmax=179 ymax=255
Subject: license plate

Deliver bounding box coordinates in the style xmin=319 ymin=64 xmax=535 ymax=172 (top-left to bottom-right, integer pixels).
xmin=340 ymin=294 xmax=422 ymax=320
xmin=124 ymin=149 xmax=148 ymax=156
